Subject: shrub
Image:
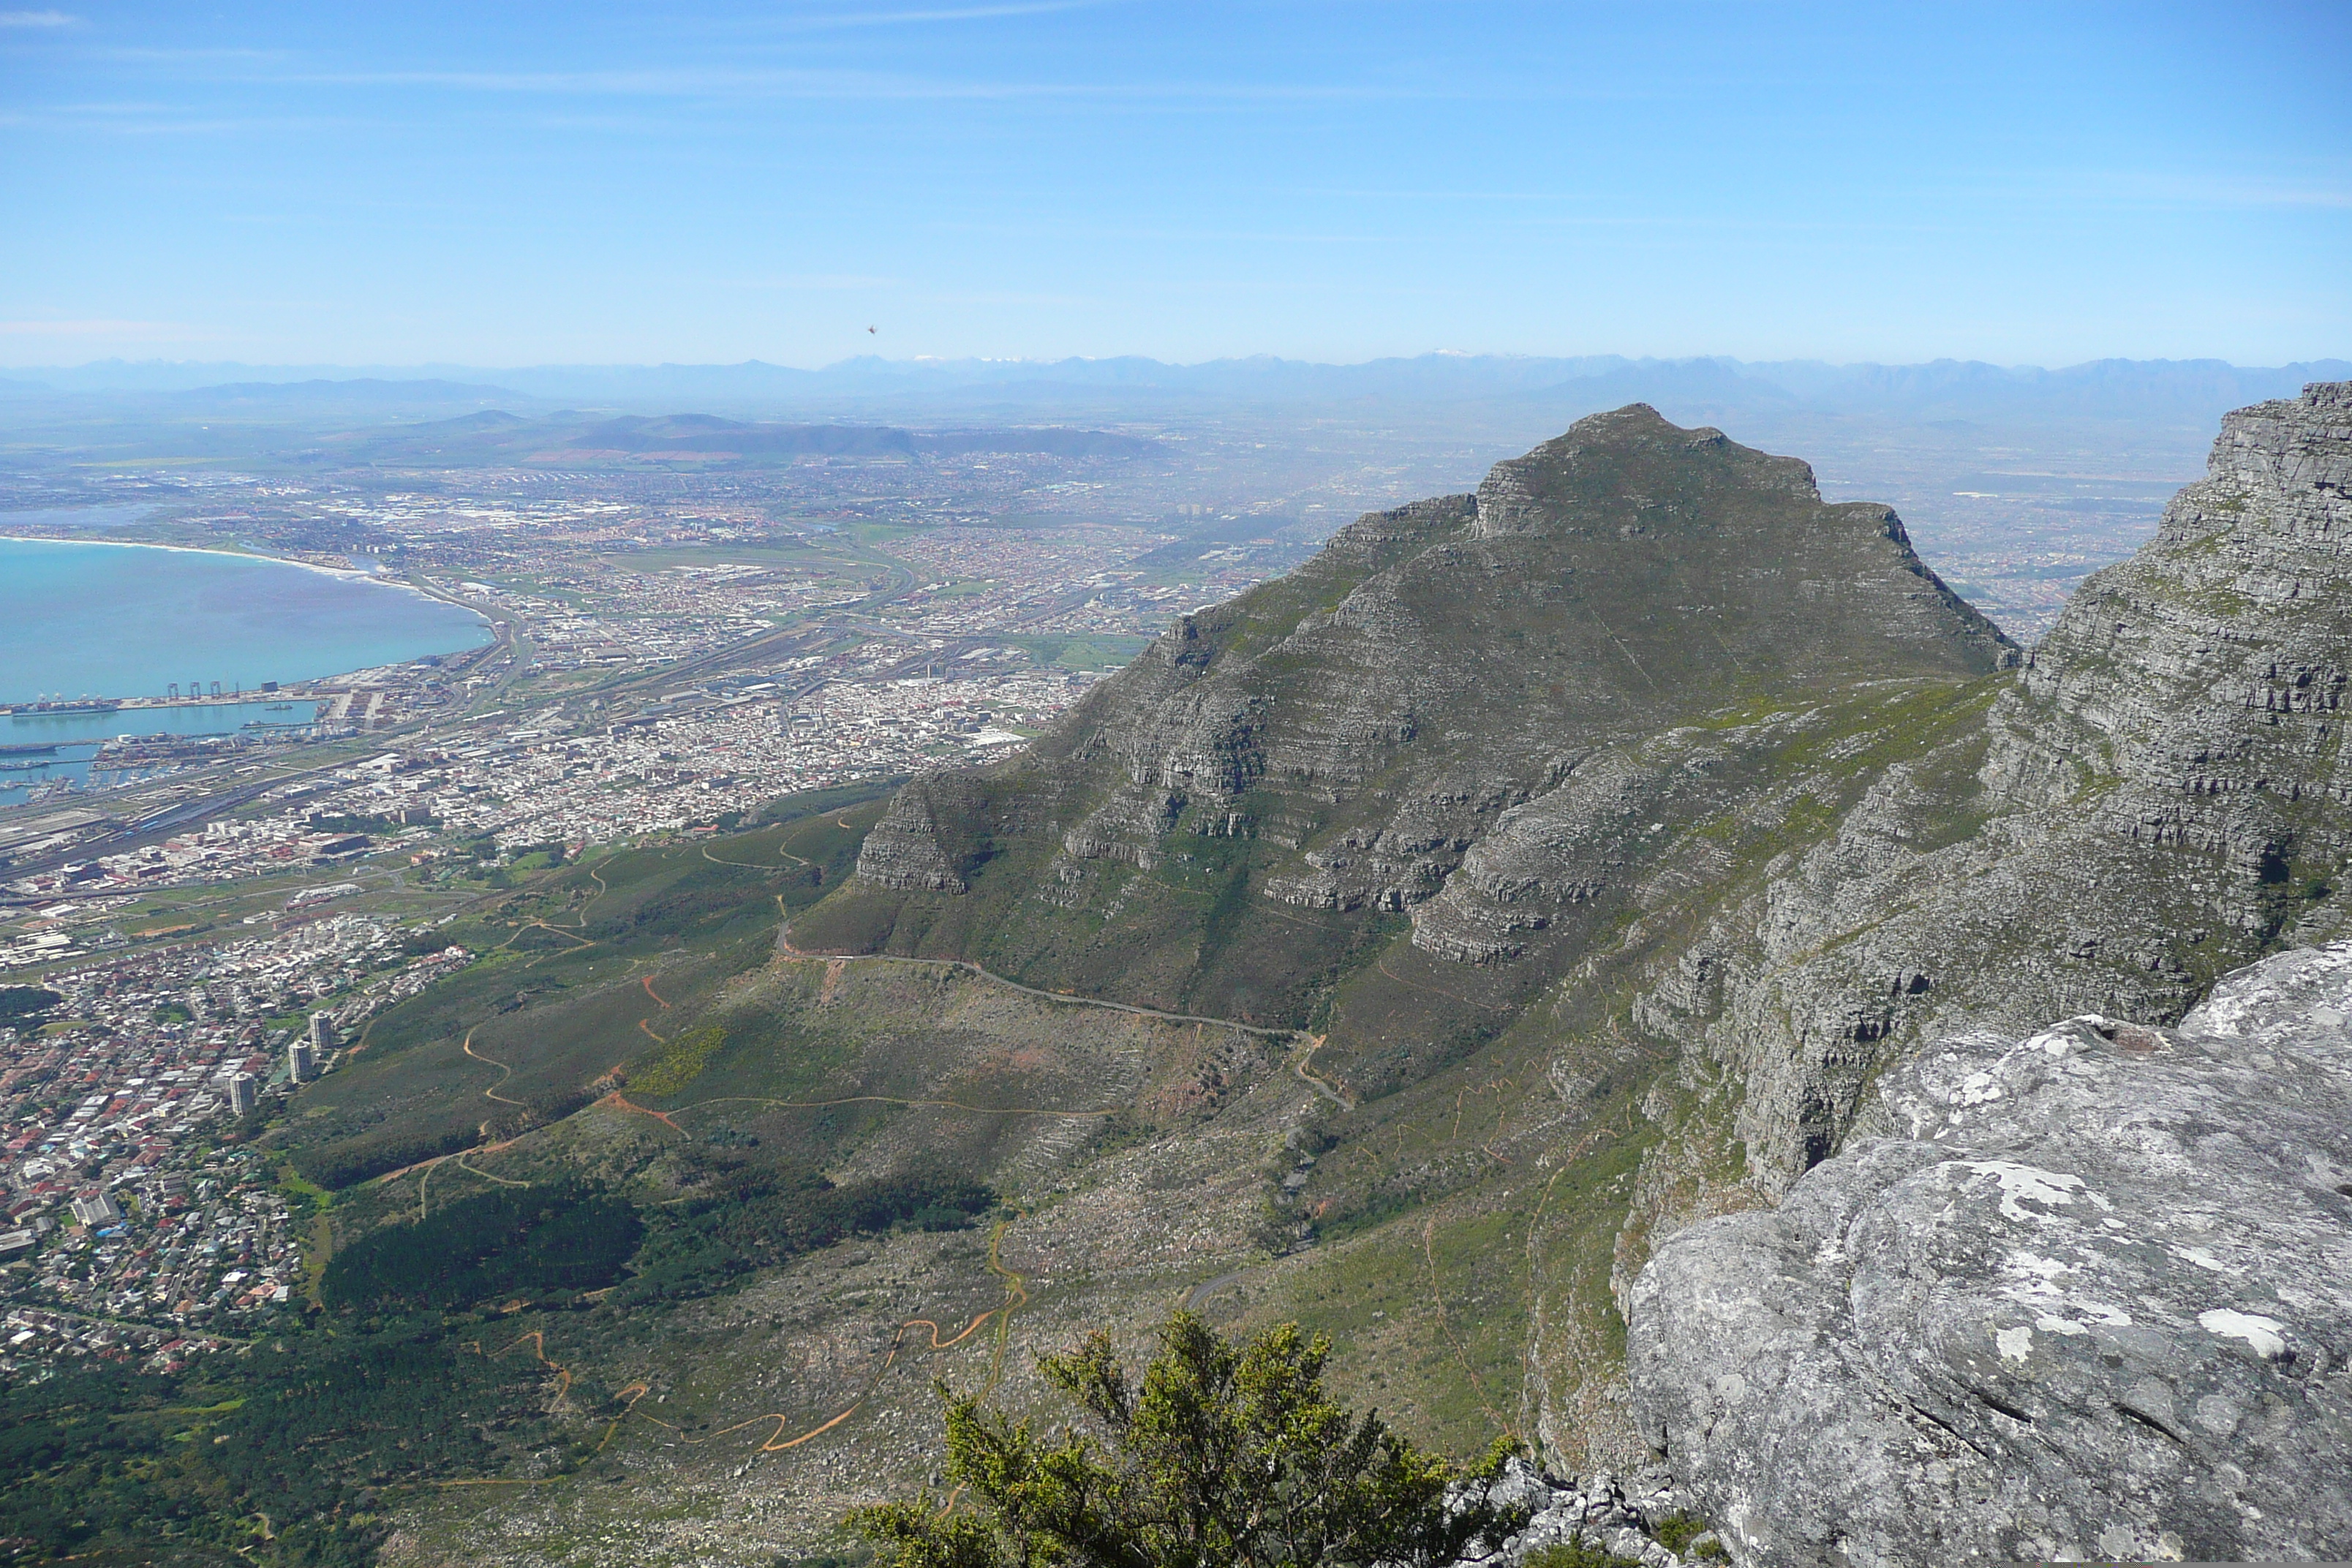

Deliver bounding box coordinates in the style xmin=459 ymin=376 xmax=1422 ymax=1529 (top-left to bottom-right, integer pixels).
xmin=1525 ymin=1539 xmax=1644 ymax=1568
xmin=0 ymin=985 xmax=63 ymax=1026
xmin=849 ymin=1311 xmax=1526 ymax=1568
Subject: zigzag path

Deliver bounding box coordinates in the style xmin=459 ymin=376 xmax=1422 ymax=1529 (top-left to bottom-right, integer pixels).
xmin=775 ymin=917 xmax=1354 ymax=1109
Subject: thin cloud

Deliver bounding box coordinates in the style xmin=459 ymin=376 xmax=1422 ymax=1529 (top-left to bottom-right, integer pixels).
xmin=7 ymin=105 xmax=357 ymax=136
xmin=917 ymin=287 xmax=1103 ymax=308
xmin=275 ymin=65 xmax=1411 ymax=103
xmin=0 ymin=8 xmax=75 ymax=24
xmin=2016 ymin=167 xmax=2352 ymax=213
xmin=102 ymin=46 xmax=293 ymax=60
xmin=2146 ymin=176 xmax=2352 ymax=211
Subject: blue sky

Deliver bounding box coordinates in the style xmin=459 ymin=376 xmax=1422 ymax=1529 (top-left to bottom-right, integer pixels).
xmin=1 ymin=1 xmax=2345 ymax=368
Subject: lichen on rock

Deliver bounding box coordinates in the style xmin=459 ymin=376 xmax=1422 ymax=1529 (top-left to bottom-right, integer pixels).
xmin=1628 ymin=940 xmax=2352 ymax=1567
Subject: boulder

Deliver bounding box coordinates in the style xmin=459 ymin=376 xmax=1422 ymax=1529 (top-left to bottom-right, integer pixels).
xmin=1629 ymin=941 xmax=2352 ymax=1566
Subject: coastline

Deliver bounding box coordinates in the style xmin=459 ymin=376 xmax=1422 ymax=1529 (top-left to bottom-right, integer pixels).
xmin=0 ymin=536 xmax=495 ymax=710
xmin=0 ymin=531 xmax=480 ymax=610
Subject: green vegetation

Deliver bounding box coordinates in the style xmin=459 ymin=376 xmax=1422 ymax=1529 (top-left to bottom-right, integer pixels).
xmin=1003 ymin=633 xmax=1154 ymax=671
xmin=0 ymin=1325 xmax=560 ymax=1567
xmin=616 ymin=1163 xmax=992 ymax=1305
xmin=281 ymin=802 xmax=889 ymax=1190
xmin=0 ymin=984 xmax=66 ymax=1025
xmin=627 ymin=1020 xmax=726 ymax=1096
xmin=295 ymin=1124 xmax=480 ymax=1191
xmin=321 ymin=1183 xmax=642 ymax=1312
xmin=755 ymin=778 xmax=907 ymax=827
xmin=851 ymin=1311 xmax=1523 ymax=1568
xmin=1651 ymin=1513 xmax=1727 ymax=1561
xmin=1523 ymin=1540 xmax=1644 ymax=1568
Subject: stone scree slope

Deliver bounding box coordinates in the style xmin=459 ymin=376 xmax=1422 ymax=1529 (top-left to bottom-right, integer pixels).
xmin=1628 ymin=940 xmax=2352 ymax=1567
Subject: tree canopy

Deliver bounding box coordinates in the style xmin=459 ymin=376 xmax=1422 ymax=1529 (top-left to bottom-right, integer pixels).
xmin=851 ymin=1311 xmax=1524 ymax=1568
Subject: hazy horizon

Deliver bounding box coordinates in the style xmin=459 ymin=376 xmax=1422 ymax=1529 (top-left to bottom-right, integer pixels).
xmin=8 ymin=348 xmax=2352 ymax=377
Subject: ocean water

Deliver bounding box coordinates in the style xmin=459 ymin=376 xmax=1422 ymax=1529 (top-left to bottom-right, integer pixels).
xmin=0 ymin=699 xmax=323 ymax=808
xmin=0 ymin=538 xmax=490 ymax=705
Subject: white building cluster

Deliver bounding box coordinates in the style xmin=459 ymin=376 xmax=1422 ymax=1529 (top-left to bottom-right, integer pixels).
xmin=1 ymin=914 xmax=471 ymax=1361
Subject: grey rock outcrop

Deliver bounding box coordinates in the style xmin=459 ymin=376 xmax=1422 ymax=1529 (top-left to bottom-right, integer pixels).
xmin=2000 ymin=377 xmax=2352 ymax=858
xmin=853 ymin=777 xmax=981 ymax=892
xmin=1628 ymin=941 xmax=2352 ymax=1567
xmin=1451 ymin=1458 xmax=1713 ymax=1568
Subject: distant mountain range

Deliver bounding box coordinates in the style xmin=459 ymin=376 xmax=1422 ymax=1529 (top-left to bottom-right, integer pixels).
xmin=6 ymin=354 xmax=2346 ymax=427
xmin=320 ymin=410 xmax=1165 ymax=463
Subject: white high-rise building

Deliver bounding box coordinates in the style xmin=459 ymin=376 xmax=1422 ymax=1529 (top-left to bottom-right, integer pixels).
xmin=288 ymin=1039 xmax=318 ymax=1084
xmin=308 ymin=1012 xmax=336 ymax=1052
xmin=228 ymin=1072 xmax=258 ymax=1115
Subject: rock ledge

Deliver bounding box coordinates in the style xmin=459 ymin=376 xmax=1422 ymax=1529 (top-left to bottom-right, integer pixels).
xmin=1629 ymin=941 xmax=2352 ymax=1567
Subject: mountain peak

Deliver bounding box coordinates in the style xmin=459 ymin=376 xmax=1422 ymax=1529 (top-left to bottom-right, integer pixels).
xmin=798 ymin=405 xmax=2016 ymax=1043
xmin=1472 ymin=402 xmax=1821 ymax=542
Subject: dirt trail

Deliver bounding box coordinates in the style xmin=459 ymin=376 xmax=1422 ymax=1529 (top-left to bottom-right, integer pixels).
xmin=1183 ymin=1267 xmax=1252 ymax=1311
xmin=778 ymin=915 xmax=1357 ymax=1109
xmin=462 ymin=1028 xmax=526 ymax=1110
xmin=472 ymin=1328 xmax=573 ymax=1400
xmin=1290 ymin=1033 xmax=1352 ymax=1110
xmin=978 ymin=1218 xmax=1028 ymax=1398
xmin=636 ymin=973 xmax=671 ymax=1046
xmin=704 ymin=840 xmax=810 ymax=873
xmin=778 ymin=919 xmax=1294 ymax=1039
xmin=1422 ymin=1214 xmax=1518 ymax=1442
xmin=367 ymin=1028 xmax=538 ymax=1210
xmin=456 ymin=1150 xmax=528 ymax=1187
xmin=1373 ymin=952 xmax=1514 ymax=1013
xmin=483 ymin=864 xmax=609 ymax=967
xmin=598 ymin=1090 xmax=685 ymax=1135
xmin=434 ymin=1333 xmax=579 ymax=1488
xmin=668 ymin=1090 xmax=1119 ymax=1123
xmin=588 ymin=1214 xmax=1032 ymax=1460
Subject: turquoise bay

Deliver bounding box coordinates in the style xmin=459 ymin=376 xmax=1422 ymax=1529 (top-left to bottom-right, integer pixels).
xmin=0 ymin=538 xmax=490 ymax=705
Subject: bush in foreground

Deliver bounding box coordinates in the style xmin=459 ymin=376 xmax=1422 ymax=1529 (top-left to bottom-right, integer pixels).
xmin=850 ymin=1311 xmax=1523 ymax=1568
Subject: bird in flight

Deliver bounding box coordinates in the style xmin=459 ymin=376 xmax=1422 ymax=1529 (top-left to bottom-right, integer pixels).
xmin=867 ymin=325 xmax=877 ymax=334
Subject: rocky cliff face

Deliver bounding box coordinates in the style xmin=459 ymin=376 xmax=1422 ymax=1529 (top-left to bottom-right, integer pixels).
xmin=2003 ymin=378 xmax=2352 ymax=856
xmin=1627 ymin=380 xmax=2352 ymax=1194
xmin=1629 ymin=940 xmax=2352 ymax=1567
